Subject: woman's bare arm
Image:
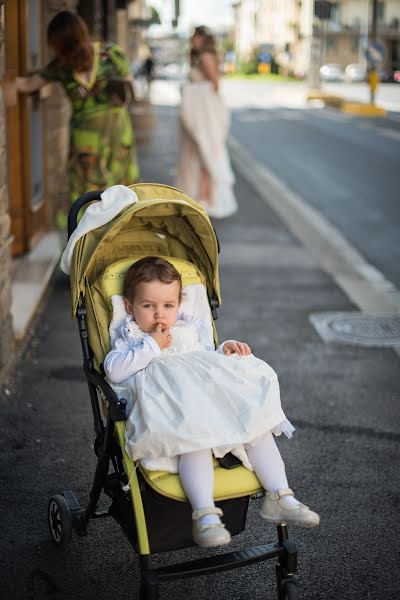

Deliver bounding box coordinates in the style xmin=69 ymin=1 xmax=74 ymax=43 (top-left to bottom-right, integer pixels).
xmin=200 ymin=52 xmax=220 ymax=91
xmin=16 ymin=74 xmax=46 ymax=94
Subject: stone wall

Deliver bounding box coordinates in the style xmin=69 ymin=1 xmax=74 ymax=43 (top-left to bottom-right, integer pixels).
xmin=0 ymin=88 xmax=13 ymax=381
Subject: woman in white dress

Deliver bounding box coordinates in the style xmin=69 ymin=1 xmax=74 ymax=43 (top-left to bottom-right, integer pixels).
xmin=104 ymin=257 xmax=320 ymax=549
xmin=176 ymin=26 xmax=238 ymax=219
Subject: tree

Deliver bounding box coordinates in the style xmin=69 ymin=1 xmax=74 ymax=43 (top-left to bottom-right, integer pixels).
xmin=150 ymin=7 xmax=161 ymax=25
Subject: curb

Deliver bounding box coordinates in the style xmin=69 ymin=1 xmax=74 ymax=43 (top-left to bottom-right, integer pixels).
xmin=228 ymin=135 xmax=400 ymax=318
xmin=306 ymin=89 xmax=387 ymax=117
xmin=306 ymin=90 xmax=343 ymax=108
xmin=341 ymin=102 xmax=387 ymax=117
xmin=11 ymin=231 xmax=60 ymax=340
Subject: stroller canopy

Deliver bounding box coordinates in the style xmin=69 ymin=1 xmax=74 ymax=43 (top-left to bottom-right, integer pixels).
xmin=69 ymin=183 xmax=221 ymax=317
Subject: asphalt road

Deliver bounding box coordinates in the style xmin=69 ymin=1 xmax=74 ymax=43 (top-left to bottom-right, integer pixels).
xmin=1 ymin=104 xmax=399 ymax=600
xmin=151 ymin=78 xmax=400 ymax=288
xmin=230 ymin=105 xmax=400 ymax=288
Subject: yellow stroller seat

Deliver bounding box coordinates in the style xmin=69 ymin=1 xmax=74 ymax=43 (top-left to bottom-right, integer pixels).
xmin=47 ymin=184 xmax=299 ymax=600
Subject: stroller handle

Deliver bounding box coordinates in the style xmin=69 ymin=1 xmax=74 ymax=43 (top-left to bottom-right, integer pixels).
xmin=68 ymin=190 xmax=105 ymax=239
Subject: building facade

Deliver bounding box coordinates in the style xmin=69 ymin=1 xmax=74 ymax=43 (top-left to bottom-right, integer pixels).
xmin=322 ymin=0 xmax=400 ymax=70
xmin=234 ymin=0 xmax=400 ymax=75
xmin=234 ymin=0 xmax=302 ymax=62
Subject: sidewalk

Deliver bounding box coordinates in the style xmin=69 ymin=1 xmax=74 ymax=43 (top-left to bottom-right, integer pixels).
xmin=0 ymin=104 xmax=399 ymax=600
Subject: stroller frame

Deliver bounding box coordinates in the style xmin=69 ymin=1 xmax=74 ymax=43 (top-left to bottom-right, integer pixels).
xmin=48 ymin=191 xmax=300 ymax=600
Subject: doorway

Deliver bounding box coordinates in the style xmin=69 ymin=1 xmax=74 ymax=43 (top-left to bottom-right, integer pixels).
xmin=5 ymin=0 xmax=48 ymax=257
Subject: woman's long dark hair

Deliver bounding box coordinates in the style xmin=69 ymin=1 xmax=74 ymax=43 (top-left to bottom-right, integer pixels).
xmin=47 ymin=11 xmax=93 ymax=71
xmin=190 ymin=25 xmax=218 ymax=65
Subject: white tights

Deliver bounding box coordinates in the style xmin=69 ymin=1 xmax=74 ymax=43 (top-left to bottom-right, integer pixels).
xmin=178 ymin=431 xmax=298 ymax=527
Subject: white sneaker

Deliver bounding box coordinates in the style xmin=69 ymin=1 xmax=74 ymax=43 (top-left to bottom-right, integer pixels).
xmin=260 ymin=488 xmax=320 ymax=528
xmin=192 ymin=507 xmax=232 ymax=548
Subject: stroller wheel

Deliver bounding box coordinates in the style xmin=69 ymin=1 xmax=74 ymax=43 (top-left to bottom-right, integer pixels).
xmin=282 ymin=579 xmax=299 ymax=600
xmin=48 ymin=495 xmax=72 ymax=549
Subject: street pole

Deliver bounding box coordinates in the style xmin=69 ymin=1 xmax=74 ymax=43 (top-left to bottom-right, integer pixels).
xmin=308 ymin=2 xmax=321 ymax=90
xmin=368 ymin=0 xmax=379 ymax=104
xmin=359 ymin=0 xmax=369 ymax=67
xmin=371 ymin=0 xmax=378 ymax=41
xmin=308 ymin=2 xmax=331 ymax=92
xmin=172 ymin=0 xmax=180 ymax=28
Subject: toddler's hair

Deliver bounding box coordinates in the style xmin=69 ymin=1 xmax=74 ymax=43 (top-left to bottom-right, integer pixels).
xmin=123 ymin=257 xmax=183 ymax=302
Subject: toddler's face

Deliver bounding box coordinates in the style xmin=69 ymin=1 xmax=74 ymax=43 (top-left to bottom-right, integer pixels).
xmin=124 ymin=279 xmax=180 ymax=332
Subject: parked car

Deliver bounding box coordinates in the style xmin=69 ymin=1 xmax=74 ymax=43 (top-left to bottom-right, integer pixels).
xmin=385 ymin=63 xmax=400 ymax=82
xmin=345 ymin=63 xmax=366 ymax=82
xmin=319 ymin=63 xmax=345 ymax=82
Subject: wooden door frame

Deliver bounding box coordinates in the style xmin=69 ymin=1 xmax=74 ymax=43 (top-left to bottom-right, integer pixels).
xmin=5 ymin=0 xmax=48 ymax=256
xmin=4 ymin=0 xmax=25 ymax=256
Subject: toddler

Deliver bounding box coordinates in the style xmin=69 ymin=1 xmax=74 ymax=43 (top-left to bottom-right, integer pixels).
xmin=104 ymin=256 xmax=319 ymax=548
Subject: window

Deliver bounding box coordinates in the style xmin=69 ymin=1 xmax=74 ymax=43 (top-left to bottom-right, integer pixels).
xmin=330 ymin=3 xmax=341 ymax=26
xmin=27 ymin=0 xmax=41 ymax=70
xmin=377 ymin=2 xmax=385 ymax=24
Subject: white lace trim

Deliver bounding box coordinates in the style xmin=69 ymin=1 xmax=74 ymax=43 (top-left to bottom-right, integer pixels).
xmin=125 ymin=317 xmax=203 ymax=356
xmin=126 ymin=318 xmax=145 ymax=340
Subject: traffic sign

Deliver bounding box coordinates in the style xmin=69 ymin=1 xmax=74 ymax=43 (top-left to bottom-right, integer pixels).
xmin=365 ymin=41 xmax=386 ymax=68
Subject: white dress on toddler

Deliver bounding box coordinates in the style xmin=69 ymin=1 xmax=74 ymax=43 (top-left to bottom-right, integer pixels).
xmin=106 ymin=314 xmax=295 ymax=473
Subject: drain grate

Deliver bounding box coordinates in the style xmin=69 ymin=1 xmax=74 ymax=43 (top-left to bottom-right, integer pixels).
xmin=309 ymin=312 xmax=400 ymax=347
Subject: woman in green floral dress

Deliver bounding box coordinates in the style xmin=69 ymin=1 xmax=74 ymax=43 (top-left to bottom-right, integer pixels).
xmin=17 ymin=11 xmax=139 ymax=230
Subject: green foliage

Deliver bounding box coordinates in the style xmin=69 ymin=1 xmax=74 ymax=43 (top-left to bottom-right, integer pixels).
xmin=221 ymin=38 xmax=235 ymax=54
xmin=238 ymin=60 xmax=258 ymax=75
xmin=235 ymin=43 xmax=283 ymax=76
xmin=150 ymin=7 xmax=161 ymax=25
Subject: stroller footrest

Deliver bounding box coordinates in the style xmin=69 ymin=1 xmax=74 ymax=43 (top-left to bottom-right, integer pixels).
xmin=144 ymin=543 xmax=283 ymax=582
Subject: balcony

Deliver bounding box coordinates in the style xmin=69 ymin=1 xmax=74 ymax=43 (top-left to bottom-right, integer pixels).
xmin=327 ymin=19 xmax=400 ymax=36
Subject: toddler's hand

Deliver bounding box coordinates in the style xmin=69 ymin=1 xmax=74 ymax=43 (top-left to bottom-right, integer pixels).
xmin=223 ymin=340 xmax=251 ymax=356
xmin=150 ymin=323 xmax=172 ymax=350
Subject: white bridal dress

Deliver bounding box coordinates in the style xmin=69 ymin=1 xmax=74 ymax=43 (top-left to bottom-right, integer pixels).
xmin=176 ymin=64 xmax=238 ymax=219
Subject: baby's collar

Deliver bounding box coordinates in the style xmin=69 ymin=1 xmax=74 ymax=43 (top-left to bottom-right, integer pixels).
xmin=125 ymin=317 xmax=145 ymax=340
xmin=125 ymin=314 xmax=185 ymax=341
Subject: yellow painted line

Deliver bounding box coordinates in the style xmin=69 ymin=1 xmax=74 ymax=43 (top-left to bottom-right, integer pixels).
xmin=341 ymin=102 xmax=386 ymax=117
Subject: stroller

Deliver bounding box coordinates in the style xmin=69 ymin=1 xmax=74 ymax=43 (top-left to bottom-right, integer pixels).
xmin=47 ymin=184 xmax=300 ymax=600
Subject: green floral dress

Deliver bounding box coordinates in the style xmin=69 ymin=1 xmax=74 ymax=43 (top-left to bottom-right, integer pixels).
xmin=40 ymin=42 xmax=139 ymax=229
